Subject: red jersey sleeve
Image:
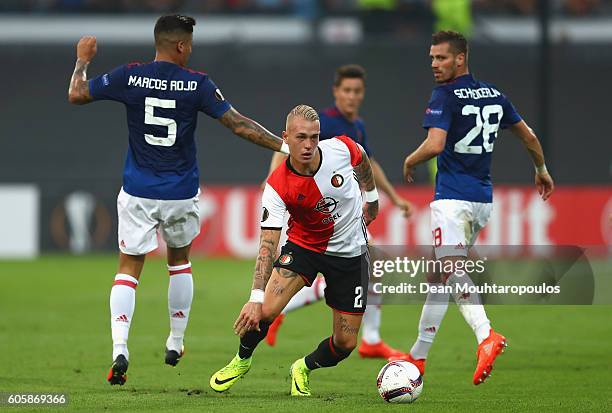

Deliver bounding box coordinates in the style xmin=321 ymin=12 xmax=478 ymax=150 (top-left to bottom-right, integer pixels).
xmin=336 ymin=135 xmax=363 ymax=167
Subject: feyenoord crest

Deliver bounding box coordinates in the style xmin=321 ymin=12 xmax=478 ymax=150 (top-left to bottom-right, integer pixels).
xmin=279 ymin=253 xmax=293 ymax=265
xmin=331 ymin=173 xmax=344 ymax=188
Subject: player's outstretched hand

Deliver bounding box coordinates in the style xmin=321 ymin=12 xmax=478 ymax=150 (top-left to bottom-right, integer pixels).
xmin=363 ymin=200 xmax=379 ymax=226
xmin=76 ymin=36 xmax=97 ymax=62
xmin=535 ymin=172 xmax=554 ymax=201
xmin=234 ymin=301 xmax=262 ymax=337
xmin=394 ymin=197 xmax=414 ymax=218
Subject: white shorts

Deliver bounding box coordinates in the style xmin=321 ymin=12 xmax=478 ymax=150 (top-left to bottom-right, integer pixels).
xmin=117 ymin=188 xmax=200 ymax=255
xmin=430 ymin=199 xmax=492 ymax=258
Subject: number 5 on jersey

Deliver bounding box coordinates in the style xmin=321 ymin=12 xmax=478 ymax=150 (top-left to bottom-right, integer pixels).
xmin=144 ymin=97 xmax=177 ymax=146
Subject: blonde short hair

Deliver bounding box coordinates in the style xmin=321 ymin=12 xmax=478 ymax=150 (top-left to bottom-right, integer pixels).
xmin=286 ymin=104 xmax=319 ymax=129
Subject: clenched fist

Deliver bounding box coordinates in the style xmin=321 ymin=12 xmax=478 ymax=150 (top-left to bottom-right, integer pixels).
xmin=76 ymin=36 xmax=97 ymax=62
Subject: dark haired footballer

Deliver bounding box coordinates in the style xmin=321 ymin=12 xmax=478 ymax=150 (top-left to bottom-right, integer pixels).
xmin=68 ymin=14 xmax=289 ymax=386
xmin=396 ymin=30 xmax=554 ymax=385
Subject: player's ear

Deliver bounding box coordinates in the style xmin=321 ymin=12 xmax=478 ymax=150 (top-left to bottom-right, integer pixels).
xmin=282 ymin=130 xmax=288 ymax=142
xmin=456 ymin=52 xmax=465 ymax=67
xmin=177 ymin=40 xmax=186 ymax=54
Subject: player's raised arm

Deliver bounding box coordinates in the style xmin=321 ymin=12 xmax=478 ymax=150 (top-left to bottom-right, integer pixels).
xmin=68 ymin=36 xmax=96 ymax=105
xmin=403 ymin=127 xmax=447 ymax=183
xmin=219 ymin=107 xmax=289 ymax=153
xmin=354 ymin=147 xmax=379 ymax=226
xmin=508 ymin=120 xmax=554 ymax=201
xmin=233 ymin=228 xmax=281 ymax=337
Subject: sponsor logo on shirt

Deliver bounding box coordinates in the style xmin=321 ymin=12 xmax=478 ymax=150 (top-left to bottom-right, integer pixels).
xmin=102 ymin=73 xmax=110 ymax=86
xmin=315 ymin=197 xmax=338 ymax=214
xmin=425 ymin=108 xmax=443 ymax=115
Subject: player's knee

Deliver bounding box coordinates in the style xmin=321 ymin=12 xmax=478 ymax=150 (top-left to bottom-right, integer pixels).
xmin=166 ymin=245 xmax=191 ymax=266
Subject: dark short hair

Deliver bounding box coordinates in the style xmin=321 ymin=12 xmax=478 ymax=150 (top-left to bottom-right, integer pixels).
xmin=154 ymin=14 xmax=196 ymax=44
xmin=431 ymin=30 xmax=468 ymax=56
xmin=334 ymin=64 xmax=366 ymax=87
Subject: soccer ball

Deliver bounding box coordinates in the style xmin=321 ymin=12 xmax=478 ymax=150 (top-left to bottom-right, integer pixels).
xmin=376 ymin=361 xmax=424 ymax=403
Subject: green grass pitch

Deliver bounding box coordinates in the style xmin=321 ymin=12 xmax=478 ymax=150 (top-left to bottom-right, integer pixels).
xmin=0 ymin=256 xmax=610 ymax=412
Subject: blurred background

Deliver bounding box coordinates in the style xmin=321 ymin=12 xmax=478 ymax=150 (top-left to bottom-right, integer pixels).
xmin=0 ymin=0 xmax=610 ymax=258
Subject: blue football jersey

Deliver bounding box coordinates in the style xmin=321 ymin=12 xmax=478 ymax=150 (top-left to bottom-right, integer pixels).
xmin=423 ymin=74 xmax=521 ymax=203
xmin=89 ymin=61 xmax=231 ymax=200
xmin=319 ymin=106 xmax=372 ymax=156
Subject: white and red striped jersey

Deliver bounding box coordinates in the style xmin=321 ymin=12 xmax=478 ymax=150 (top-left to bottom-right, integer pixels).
xmin=261 ymin=136 xmax=367 ymax=258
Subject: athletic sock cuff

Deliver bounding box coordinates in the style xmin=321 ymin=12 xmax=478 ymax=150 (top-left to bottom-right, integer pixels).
xmin=168 ymin=262 xmax=192 ymax=275
xmin=329 ymin=337 xmax=353 ymax=359
xmin=114 ymin=273 xmax=139 ymax=289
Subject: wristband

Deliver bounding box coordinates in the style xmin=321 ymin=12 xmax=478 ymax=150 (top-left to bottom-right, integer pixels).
xmin=280 ymin=142 xmax=290 ymax=155
xmin=364 ymin=188 xmax=379 ymax=203
xmin=535 ymin=164 xmax=548 ymax=175
xmin=249 ymin=289 xmax=264 ymax=303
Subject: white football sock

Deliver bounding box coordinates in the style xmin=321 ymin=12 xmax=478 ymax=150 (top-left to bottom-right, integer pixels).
xmin=282 ymin=276 xmax=325 ymax=314
xmin=410 ymin=284 xmax=449 ymax=360
xmin=361 ymin=305 xmax=382 ymax=344
xmin=446 ymin=272 xmax=491 ymax=344
xmin=110 ymin=273 xmax=138 ymax=361
xmin=167 ymin=262 xmax=193 ymax=352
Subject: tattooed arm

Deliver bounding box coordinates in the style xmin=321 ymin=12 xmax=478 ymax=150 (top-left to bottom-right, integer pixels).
xmin=233 ymin=229 xmax=281 ymax=336
xmin=354 ymin=148 xmax=379 ymax=226
xmin=219 ymin=107 xmax=286 ymax=152
xmin=251 ymin=229 xmax=282 ymax=291
xmin=68 ymin=36 xmax=96 ymax=105
xmin=509 ymin=120 xmax=554 ymax=201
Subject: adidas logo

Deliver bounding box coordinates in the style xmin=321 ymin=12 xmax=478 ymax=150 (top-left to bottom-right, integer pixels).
xmin=455 ymin=242 xmax=464 ymax=249
xmin=172 ymin=311 xmax=186 ymax=318
xmin=425 ymin=326 xmax=436 ymax=333
xmin=115 ymin=314 xmax=129 ymax=323
xmin=297 ymin=194 xmax=306 ymax=201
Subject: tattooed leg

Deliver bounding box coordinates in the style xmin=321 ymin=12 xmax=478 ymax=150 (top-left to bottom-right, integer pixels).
xmin=260 ymin=268 xmax=306 ymax=321
xmin=332 ymin=310 xmax=363 ymax=351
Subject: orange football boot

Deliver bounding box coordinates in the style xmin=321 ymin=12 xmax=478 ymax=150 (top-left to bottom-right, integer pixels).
xmin=358 ymin=339 xmax=404 ymax=359
xmin=473 ymin=329 xmax=508 ymax=385
xmin=265 ymin=314 xmax=285 ymax=347
xmin=387 ymin=353 xmax=426 ymax=376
